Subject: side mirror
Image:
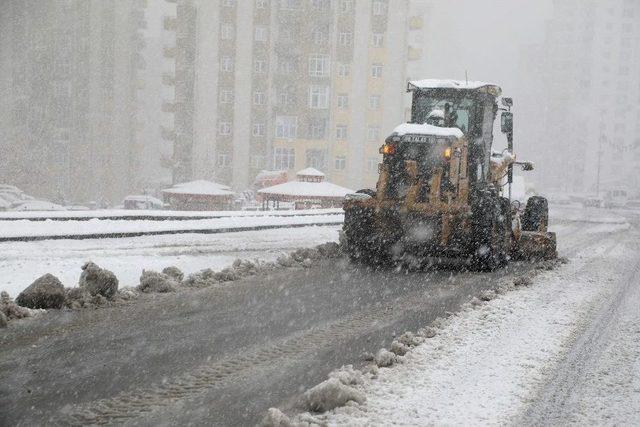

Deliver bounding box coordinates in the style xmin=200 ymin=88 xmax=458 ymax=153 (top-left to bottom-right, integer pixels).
xmin=501 ymin=111 xmax=513 ymax=134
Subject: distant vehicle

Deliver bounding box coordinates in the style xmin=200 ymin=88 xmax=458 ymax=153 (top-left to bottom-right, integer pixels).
xmin=123 ymin=195 xmax=165 ymax=210
xmin=603 ymin=189 xmax=629 ymax=209
xmin=66 ymin=205 xmax=90 ymax=211
xmin=582 ymin=197 xmax=604 ymax=208
xmin=625 ymin=199 xmax=640 ymax=209
xmin=10 ymin=200 xmax=67 ymax=211
xmin=546 ymin=193 xmax=573 ymax=205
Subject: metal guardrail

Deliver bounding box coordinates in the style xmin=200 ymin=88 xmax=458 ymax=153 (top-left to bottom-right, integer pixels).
xmin=0 ymin=221 xmax=344 ymax=243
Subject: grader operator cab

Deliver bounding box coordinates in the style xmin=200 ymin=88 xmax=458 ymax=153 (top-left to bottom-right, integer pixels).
xmin=343 ymin=79 xmax=556 ymax=269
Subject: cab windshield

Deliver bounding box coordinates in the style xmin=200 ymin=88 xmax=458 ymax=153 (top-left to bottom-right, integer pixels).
xmin=412 ymin=91 xmax=484 ymax=137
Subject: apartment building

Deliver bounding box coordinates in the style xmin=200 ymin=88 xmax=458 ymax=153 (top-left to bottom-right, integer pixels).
xmin=0 ymin=0 xmax=147 ymax=204
xmin=162 ymin=0 xmax=421 ymax=191
xmin=538 ymin=0 xmax=640 ymax=193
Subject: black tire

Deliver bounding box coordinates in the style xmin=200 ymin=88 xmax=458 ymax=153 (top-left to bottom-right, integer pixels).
xmin=522 ymin=196 xmax=549 ymax=232
xmin=470 ymin=190 xmax=511 ymax=271
xmin=343 ymin=190 xmax=391 ymax=267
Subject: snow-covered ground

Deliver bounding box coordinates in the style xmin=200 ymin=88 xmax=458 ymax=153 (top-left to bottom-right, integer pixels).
xmin=314 ymin=212 xmax=639 ymax=425
xmin=0 ymin=212 xmax=342 ymax=239
xmin=0 ymin=208 xmax=342 ymax=220
xmin=0 ymin=225 xmax=341 ymax=297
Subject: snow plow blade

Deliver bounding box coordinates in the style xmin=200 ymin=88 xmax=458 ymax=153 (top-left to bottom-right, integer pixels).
xmin=513 ymin=231 xmax=557 ymax=261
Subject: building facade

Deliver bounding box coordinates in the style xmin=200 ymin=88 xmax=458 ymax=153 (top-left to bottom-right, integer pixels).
xmin=0 ymin=0 xmax=147 ymax=204
xmin=538 ymin=0 xmax=640 ymax=194
xmin=162 ymin=0 xmax=422 ymax=191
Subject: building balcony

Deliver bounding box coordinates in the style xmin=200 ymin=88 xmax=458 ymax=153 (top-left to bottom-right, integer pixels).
xmin=162 ymin=72 xmax=175 ymax=86
xmin=163 ymin=46 xmax=176 ymax=58
xmin=160 ymin=125 xmax=176 ymax=141
xmin=409 ymin=16 xmax=423 ymax=30
xmin=161 ymin=101 xmax=176 ymax=113
xmin=163 ymin=16 xmax=177 ymax=31
xmin=408 ymin=47 xmax=422 ymax=61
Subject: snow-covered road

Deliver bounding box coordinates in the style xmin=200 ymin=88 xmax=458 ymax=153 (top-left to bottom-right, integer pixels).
xmin=312 ymin=212 xmax=640 ymax=425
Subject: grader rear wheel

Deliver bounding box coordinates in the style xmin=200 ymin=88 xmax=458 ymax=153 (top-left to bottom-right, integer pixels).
xmin=522 ymin=196 xmax=549 ymax=232
xmin=471 ymin=191 xmax=511 ymax=271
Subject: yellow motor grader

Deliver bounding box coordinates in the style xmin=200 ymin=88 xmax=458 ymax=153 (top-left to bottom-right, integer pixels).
xmin=343 ymin=79 xmax=556 ymax=269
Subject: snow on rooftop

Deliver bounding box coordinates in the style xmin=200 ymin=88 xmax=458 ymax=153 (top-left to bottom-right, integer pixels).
xmin=296 ymin=167 xmax=325 ymax=177
xmin=392 ymin=123 xmax=464 ymax=139
xmin=172 ymin=179 xmax=231 ymax=191
xmin=408 ymin=79 xmax=501 ymax=94
xmin=258 ymin=180 xmax=354 ymax=199
xmin=10 ymin=200 xmax=67 ymax=211
xmin=162 ymin=180 xmax=235 ymax=197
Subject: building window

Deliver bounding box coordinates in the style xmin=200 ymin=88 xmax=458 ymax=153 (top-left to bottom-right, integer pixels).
xmin=340 ymin=0 xmax=353 ymax=12
xmin=308 ymin=118 xmax=327 ymax=139
xmin=254 ymin=26 xmax=268 ymax=42
xmin=312 ymin=26 xmax=328 ymax=45
xmin=336 ymin=125 xmax=348 ymax=139
xmin=254 ymin=91 xmax=266 ymax=105
xmin=309 ymin=85 xmax=329 ymax=109
xmin=308 ymin=54 xmax=330 ymax=77
xmin=219 ymin=121 xmax=232 ymax=135
xmin=278 ymin=87 xmax=295 ymax=105
xmin=221 ymin=24 xmax=234 ymax=40
xmin=306 ymin=149 xmax=328 ymax=170
xmin=280 ymin=0 xmax=300 ymax=10
xmin=367 ymin=157 xmax=378 ymax=172
xmin=274 ymin=147 xmax=295 ymax=169
xmin=311 ymin=0 xmax=330 ymax=9
xmin=221 ymin=56 xmax=234 ymax=72
xmin=252 ymin=123 xmax=265 ymax=137
xmin=369 ymin=94 xmax=381 ymax=109
xmin=372 ymin=0 xmax=385 ymax=15
xmin=278 ymin=55 xmax=297 ymax=75
xmin=251 ymin=155 xmax=265 ymax=168
xmin=372 ymin=33 xmax=384 ymax=47
xmin=275 ymin=116 xmax=298 ymax=138
xmin=334 ymin=156 xmax=346 ymax=171
xmin=338 ymin=32 xmax=353 ymax=46
xmin=256 ymin=0 xmax=267 ymax=8
xmin=338 ymin=63 xmax=350 ymax=77
xmin=254 ymin=59 xmax=267 ymax=74
xmin=337 ymin=93 xmax=349 ymax=109
xmin=220 ymin=89 xmax=234 ymax=104
xmin=371 ymin=64 xmax=383 ymax=78
xmin=217 ymin=153 xmax=231 ymax=167
xmin=367 ymin=126 xmax=380 ymax=141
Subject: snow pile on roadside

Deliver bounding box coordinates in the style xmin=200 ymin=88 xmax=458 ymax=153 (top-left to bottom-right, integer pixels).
xmin=183 ymin=242 xmax=341 ymax=288
xmin=0 ymin=225 xmax=341 ymax=297
xmin=2 ymin=242 xmax=342 ymax=326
